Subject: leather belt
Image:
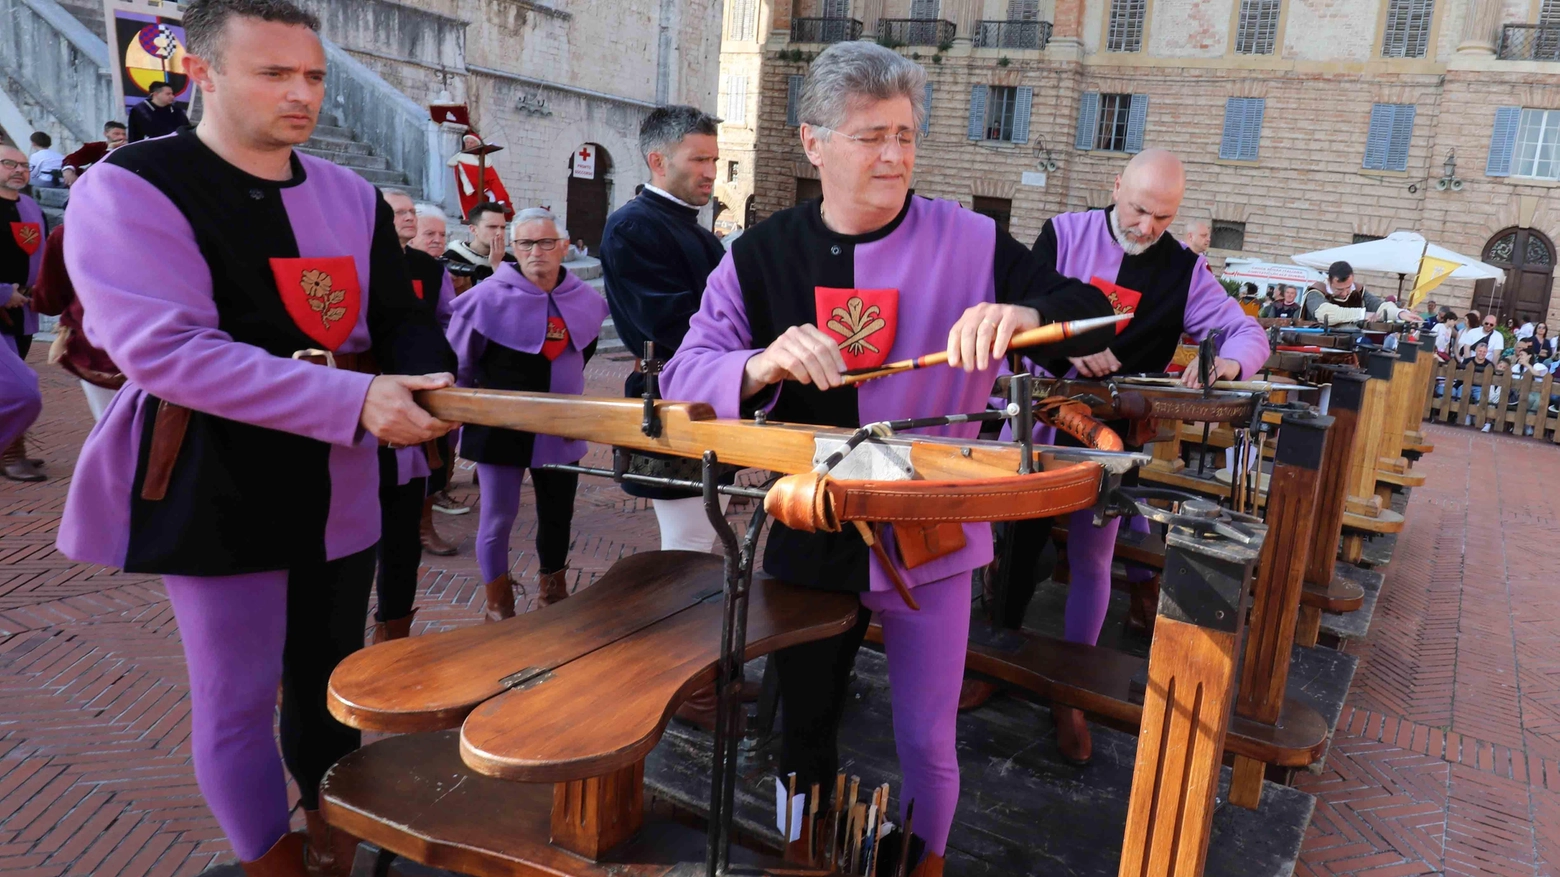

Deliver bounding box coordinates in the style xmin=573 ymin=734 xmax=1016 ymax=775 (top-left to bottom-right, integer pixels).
xmin=763 ymin=461 xmax=1104 ymax=534
xmin=140 ymin=349 xmax=380 ymax=501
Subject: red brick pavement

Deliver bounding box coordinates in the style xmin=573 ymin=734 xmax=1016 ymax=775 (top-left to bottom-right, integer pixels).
xmin=2 ymin=351 xmax=1558 ymax=875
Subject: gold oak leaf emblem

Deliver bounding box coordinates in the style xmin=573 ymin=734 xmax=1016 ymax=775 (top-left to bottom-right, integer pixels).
xmin=18 ymin=226 xmax=38 ymax=248
xmin=825 ymin=296 xmax=887 ymax=356
xmin=300 ymin=269 xmax=348 ymax=328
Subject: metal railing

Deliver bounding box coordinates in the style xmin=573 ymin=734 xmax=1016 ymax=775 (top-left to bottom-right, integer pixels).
xmin=972 ymin=19 xmax=1053 ymax=50
xmin=790 ymin=17 xmax=863 ymax=43
xmin=877 ymin=18 xmax=956 ymax=48
xmin=1498 ymin=23 xmax=1560 ymax=61
xmin=320 ymin=38 xmax=445 ymax=206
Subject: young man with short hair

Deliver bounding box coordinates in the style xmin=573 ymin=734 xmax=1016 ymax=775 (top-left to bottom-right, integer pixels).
xmin=1299 ymin=260 xmax=1417 ymax=326
xmin=58 ymin=2 xmax=455 ymax=872
xmin=127 ymin=81 xmax=192 ymax=142
xmin=443 ymin=200 xmax=512 ymax=283
xmin=61 ymin=121 xmax=127 ymax=186
xmin=27 ymin=132 xmax=64 ymax=187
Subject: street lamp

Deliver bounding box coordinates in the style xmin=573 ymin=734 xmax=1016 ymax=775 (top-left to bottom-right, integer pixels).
xmin=1436 ymin=149 xmax=1463 ymax=191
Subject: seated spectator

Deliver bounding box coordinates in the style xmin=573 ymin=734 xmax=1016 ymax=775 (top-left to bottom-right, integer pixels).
xmin=61 ymin=121 xmax=126 ymax=186
xmin=1508 ymin=349 xmax=1549 ymax=434
xmin=1458 ymin=313 xmax=1504 ymax=361
xmin=27 ymin=133 xmax=64 ymax=188
xmin=1451 ymin=340 xmax=1496 ymax=412
xmin=1516 ymin=314 xmax=1536 ymax=340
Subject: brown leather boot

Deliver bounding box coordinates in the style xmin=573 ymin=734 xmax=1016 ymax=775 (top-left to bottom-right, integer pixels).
xmin=909 ymin=851 xmax=945 ymax=877
xmin=370 ymin=609 xmax=417 ymax=644
xmin=1 ymin=437 xmax=44 ymax=482
xmin=1053 ymin=704 xmax=1093 ymax=765
xmin=958 ymin=678 xmax=998 ymax=711
xmin=537 ymin=567 xmax=569 ymax=606
xmin=483 ymin=573 xmax=516 ymax=622
xmin=303 ymin=809 xmax=359 ymax=877
xmin=241 ymin=831 xmax=309 ymax=876
xmin=419 ymin=497 xmax=457 ymax=556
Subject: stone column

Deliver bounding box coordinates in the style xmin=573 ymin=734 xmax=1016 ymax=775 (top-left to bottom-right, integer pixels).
xmin=1456 ymin=0 xmax=1500 ymax=55
xmin=857 ymin=0 xmax=885 ymax=40
xmin=1049 ymin=0 xmax=1086 ymax=58
xmin=437 ymin=121 xmax=468 ymax=218
xmin=946 ymin=0 xmax=979 ymax=45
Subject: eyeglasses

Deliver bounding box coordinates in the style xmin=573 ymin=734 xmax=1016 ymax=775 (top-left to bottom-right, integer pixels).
xmin=514 ymin=238 xmax=564 ymax=251
xmin=0 ymin=159 xmax=24 ymax=171
xmin=814 ymin=126 xmax=919 ymax=153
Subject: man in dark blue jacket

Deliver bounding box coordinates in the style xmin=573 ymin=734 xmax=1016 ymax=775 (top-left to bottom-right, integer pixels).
xmin=599 ymin=104 xmax=727 ymax=729
xmin=600 ymin=105 xmax=725 ymax=550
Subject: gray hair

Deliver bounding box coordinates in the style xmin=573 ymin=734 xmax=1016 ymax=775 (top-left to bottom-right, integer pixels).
xmin=798 ymin=42 xmax=926 ymax=133
xmin=413 ymin=202 xmax=444 ymax=219
xmin=638 ymin=105 xmax=720 ymax=165
xmin=380 ymin=187 xmax=412 ymax=201
xmin=512 ymin=207 xmax=565 ymax=238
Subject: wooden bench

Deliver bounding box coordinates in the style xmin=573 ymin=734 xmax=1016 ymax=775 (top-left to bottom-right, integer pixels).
xmin=322 ymin=551 xmax=859 ymax=871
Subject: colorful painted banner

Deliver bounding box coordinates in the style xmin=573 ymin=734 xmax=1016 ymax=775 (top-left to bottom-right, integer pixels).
xmin=102 ymin=0 xmax=191 ymax=121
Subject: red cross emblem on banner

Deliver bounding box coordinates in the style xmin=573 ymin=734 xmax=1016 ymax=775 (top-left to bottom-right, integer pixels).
xmin=1090 ymin=276 xmax=1141 ymax=335
xmin=10 ymin=223 xmax=41 ymax=257
xmin=815 ymin=287 xmax=898 ymax=371
xmin=269 ymin=257 xmax=362 ymax=351
xmin=578 ymin=146 xmax=591 ymax=162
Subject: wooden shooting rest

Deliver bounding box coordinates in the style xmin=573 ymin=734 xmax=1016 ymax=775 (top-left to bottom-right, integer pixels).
xmin=952 ymin=412 xmax=1340 ymax=811
xmin=323 ymin=551 xmax=859 ymax=874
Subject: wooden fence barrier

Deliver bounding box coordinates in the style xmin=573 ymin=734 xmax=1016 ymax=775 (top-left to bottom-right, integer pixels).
xmin=1422 ymin=360 xmax=1560 ymax=440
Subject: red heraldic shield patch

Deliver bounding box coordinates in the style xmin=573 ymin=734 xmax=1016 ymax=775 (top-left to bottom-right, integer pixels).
xmin=269 ymin=257 xmax=362 ymax=352
xmin=541 ymin=316 xmax=569 ymax=361
xmin=411 ymin=279 xmax=425 ymax=300
xmin=1090 ymin=276 xmax=1142 ymax=335
xmin=10 ymin=222 xmax=42 ymax=257
xmin=815 ymin=287 xmax=898 ymax=371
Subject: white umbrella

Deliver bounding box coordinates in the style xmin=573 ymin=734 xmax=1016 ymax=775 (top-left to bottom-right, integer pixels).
xmin=1291 ymin=231 xmax=1502 ymax=281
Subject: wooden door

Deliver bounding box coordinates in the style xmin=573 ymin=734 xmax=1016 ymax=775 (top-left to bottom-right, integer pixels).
xmin=566 ymin=144 xmax=613 ymax=253
xmin=1482 ymin=227 xmax=1556 ymax=324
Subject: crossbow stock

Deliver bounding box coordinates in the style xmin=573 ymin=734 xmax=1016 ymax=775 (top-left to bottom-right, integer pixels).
xmin=416 ymin=388 xmax=1149 ymax=533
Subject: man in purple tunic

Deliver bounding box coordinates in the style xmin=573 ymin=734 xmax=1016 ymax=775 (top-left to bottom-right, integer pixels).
xmin=56 ymin=2 xmax=455 ymax=874
xmin=0 ymin=142 xmax=47 ymax=482
xmin=662 ymin=42 xmax=1112 ymax=871
xmin=446 ymin=208 xmax=607 ymax=619
xmin=995 ymin=148 xmax=1269 ymax=763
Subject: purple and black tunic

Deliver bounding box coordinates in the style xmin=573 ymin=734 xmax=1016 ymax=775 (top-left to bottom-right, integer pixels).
xmin=663 ymin=193 xmax=1113 ymax=594
xmin=0 ymin=192 xmax=44 ymax=348
xmin=56 ymin=129 xmax=452 ymax=576
xmin=446 ymin=263 xmax=607 ymax=468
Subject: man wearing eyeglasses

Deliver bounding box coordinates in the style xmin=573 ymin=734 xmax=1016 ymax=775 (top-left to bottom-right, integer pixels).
xmin=0 ymin=143 xmax=47 ymax=482
xmin=662 ymin=42 xmax=1112 ymax=871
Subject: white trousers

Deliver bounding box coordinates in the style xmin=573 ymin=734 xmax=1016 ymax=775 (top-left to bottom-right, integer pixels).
xmin=81 ymin=381 xmax=117 ymax=422
xmin=653 ymin=494 xmax=732 ymax=552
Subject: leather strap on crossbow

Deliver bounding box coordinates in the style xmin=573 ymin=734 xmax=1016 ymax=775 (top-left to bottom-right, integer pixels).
xmin=764 ymin=461 xmax=1104 ymax=534
xmin=1036 ymin=398 xmax=1125 ymax=452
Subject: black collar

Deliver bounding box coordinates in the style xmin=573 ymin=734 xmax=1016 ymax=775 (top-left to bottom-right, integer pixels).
xmin=807 ymin=191 xmax=915 ymax=245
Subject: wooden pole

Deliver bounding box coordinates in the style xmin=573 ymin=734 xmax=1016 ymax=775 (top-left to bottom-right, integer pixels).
xmin=1342 ymin=352 xmax=1396 ymax=518
xmin=1402 ymin=334 xmax=1438 ymax=454
xmin=1230 ymin=412 xmax=1331 ymax=809
xmin=1376 ymin=342 xmax=1419 ymax=475
xmin=1118 ymin=519 xmax=1263 ymax=877
xmin=1296 ymin=371 xmax=1368 ymax=647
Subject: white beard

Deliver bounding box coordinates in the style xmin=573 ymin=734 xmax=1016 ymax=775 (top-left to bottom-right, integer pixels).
xmin=1109 ymin=207 xmax=1158 ymax=256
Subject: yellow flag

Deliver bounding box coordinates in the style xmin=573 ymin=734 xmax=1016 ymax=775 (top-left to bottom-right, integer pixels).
xmin=1407 ymin=255 xmax=1461 ymax=308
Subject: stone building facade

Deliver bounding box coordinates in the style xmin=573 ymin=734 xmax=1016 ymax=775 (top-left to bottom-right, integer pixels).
xmin=738 ymin=0 xmax=1560 ymax=324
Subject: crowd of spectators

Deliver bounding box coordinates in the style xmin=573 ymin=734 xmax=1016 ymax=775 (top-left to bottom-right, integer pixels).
xmin=1430 ymin=307 xmax=1557 ymax=433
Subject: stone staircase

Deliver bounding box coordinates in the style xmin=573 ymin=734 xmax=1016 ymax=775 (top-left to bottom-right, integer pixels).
xmin=297 ymin=112 xmax=421 ymax=197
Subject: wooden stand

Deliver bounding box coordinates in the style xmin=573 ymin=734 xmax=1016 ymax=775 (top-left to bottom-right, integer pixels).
xmin=1230 ymin=412 xmax=1331 ymax=809
xmin=1297 ymin=371 xmax=1369 ymax=648
xmin=1341 ymin=352 xmax=1399 ymax=562
xmin=1375 ymin=343 xmax=1419 ymax=477
xmin=551 ymin=763 xmax=645 ymax=859
xmin=1404 ymin=334 xmax=1438 ymax=454
xmin=1118 ymin=521 xmax=1262 ymax=877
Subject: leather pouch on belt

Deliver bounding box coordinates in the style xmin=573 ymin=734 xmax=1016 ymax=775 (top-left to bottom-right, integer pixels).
xmin=141 ymin=399 xmax=192 ymax=501
xmin=894 ymin=521 xmax=967 ymax=570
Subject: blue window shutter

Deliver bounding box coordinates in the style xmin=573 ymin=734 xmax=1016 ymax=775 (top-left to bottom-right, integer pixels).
xmin=1219 ymin=98 xmax=1244 ymax=160
xmin=1487 ymin=105 xmax=1522 ymax=176
xmin=786 ymin=75 xmax=804 ymax=127
xmin=968 ymin=85 xmax=989 ymax=140
xmin=1385 ymin=104 xmax=1415 ymax=171
xmin=1012 ymin=86 xmax=1034 ymax=144
xmin=1125 ymin=94 xmax=1149 ymax=153
xmin=922 ymin=82 xmax=934 ymax=135
xmin=1362 ymin=103 xmax=1392 ymax=170
xmin=1241 ymin=97 xmax=1265 ymax=161
xmin=1075 ymin=92 xmax=1100 ymax=150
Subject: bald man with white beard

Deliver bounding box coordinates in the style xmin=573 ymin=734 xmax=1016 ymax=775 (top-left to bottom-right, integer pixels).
xmin=983 ymin=149 xmax=1269 ymax=765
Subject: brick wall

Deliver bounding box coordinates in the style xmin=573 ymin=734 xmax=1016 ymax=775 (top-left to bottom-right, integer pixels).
xmin=737 ymin=0 xmax=1560 ymax=326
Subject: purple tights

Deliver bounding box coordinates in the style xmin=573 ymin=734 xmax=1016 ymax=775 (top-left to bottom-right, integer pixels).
xmin=860 ymin=574 xmax=971 ymax=855
xmin=1063 ymin=510 xmax=1153 ymax=645
xmin=475 ymin=463 xmax=578 ymax=583
xmin=163 ymin=572 xmax=292 ymax=862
